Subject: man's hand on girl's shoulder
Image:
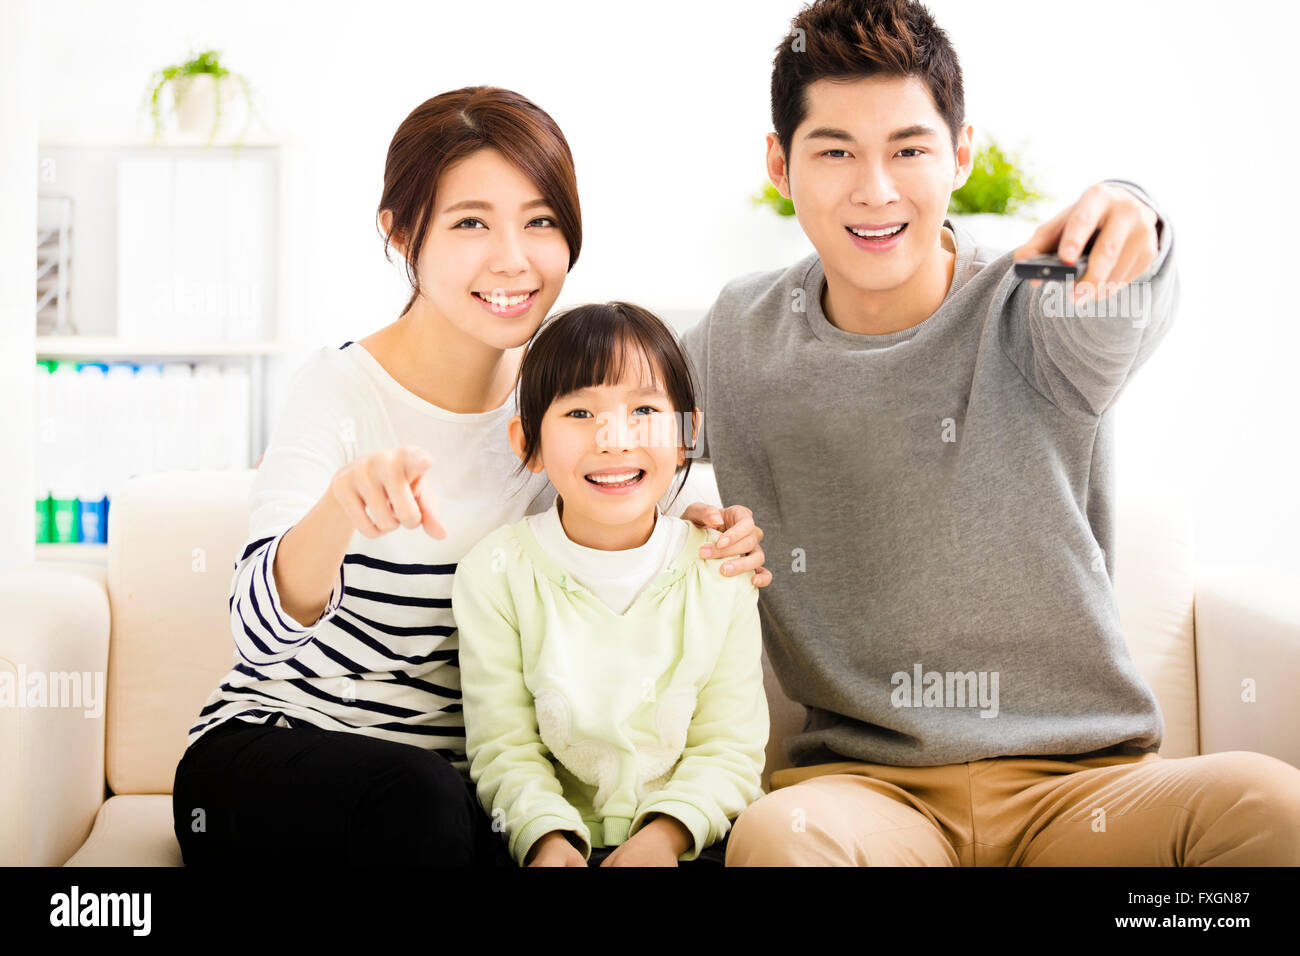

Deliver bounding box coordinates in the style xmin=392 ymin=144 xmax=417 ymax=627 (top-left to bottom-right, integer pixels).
xmin=680 ymin=502 xmax=771 ymax=589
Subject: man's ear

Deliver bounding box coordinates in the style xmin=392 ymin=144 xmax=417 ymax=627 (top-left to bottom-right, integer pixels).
xmin=951 ymin=122 xmax=976 ymax=192
xmin=765 ymin=132 xmax=792 ymax=200
xmin=379 ymin=208 xmax=408 ymax=259
xmin=508 ymin=415 xmax=544 ymax=474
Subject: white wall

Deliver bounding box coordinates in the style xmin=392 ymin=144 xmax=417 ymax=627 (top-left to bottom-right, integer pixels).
xmin=33 ymin=0 xmax=1300 ymax=573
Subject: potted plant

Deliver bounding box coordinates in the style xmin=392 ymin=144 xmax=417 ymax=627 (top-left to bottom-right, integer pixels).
xmin=144 ymin=49 xmax=258 ymax=146
xmin=947 ymin=137 xmax=1050 ymax=252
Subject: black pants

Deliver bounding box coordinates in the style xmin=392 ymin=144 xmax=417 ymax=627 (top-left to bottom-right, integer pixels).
xmin=173 ymin=716 xmax=729 ymax=868
xmin=172 ymin=717 xmax=514 ymax=867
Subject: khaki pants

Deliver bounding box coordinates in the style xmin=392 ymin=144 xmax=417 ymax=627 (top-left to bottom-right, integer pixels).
xmin=725 ymin=750 xmax=1300 ymax=866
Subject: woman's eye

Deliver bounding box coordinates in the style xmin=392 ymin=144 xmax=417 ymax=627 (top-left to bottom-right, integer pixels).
xmin=634 ymin=405 xmax=658 ymax=415
xmin=454 ymin=218 xmax=485 ymax=229
xmin=529 ymin=216 xmax=557 ymax=227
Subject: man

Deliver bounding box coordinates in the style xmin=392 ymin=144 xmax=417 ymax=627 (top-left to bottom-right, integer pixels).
xmin=681 ymin=0 xmax=1300 ymax=865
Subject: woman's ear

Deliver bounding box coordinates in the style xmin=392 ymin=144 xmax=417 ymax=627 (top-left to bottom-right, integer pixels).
xmin=508 ymin=415 xmax=544 ymax=474
xmin=379 ymin=208 xmax=408 ymax=259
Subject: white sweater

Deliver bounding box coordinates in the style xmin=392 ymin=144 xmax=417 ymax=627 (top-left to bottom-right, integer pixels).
xmin=187 ymin=340 xmax=717 ymax=770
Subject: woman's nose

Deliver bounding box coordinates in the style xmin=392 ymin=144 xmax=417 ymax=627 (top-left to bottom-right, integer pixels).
xmin=489 ymin=229 xmax=528 ymax=275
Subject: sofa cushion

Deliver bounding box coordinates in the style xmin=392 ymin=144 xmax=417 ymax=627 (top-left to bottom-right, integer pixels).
xmin=106 ymin=470 xmax=258 ymax=794
xmin=63 ymin=795 xmax=182 ymax=866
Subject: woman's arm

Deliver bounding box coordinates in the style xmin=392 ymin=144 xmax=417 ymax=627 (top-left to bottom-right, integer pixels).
xmin=273 ymin=488 xmax=355 ymax=628
xmin=228 ymin=354 xmax=352 ymax=665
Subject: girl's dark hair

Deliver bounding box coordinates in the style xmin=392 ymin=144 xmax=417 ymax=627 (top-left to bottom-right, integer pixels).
xmin=376 ymin=86 xmax=582 ymax=318
xmin=771 ymin=0 xmax=965 ymax=160
xmin=512 ymin=302 xmax=700 ymax=513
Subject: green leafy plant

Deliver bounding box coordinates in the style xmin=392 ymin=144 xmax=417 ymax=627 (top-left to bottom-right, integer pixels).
xmin=948 ymin=139 xmax=1047 ymax=216
xmin=144 ymin=49 xmax=259 ymax=146
xmin=751 ymin=181 xmax=796 ymax=217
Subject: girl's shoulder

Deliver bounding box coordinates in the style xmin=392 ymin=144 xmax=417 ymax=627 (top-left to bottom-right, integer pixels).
xmin=685 ymin=522 xmax=759 ymax=600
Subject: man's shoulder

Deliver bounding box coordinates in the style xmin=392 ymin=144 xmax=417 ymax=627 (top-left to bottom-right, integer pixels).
xmin=708 ymin=252 xmax=821 ymax=324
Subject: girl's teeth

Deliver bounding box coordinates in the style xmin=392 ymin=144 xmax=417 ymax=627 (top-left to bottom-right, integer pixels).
xmin=586 ymin=470 xmax=643 ymax=487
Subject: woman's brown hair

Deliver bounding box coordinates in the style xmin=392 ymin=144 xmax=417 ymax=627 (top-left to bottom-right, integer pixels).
xmin=377 ymin=86 xmax=582 ymax=317
xmin=512 ymin=302 xmax=700 ymax=512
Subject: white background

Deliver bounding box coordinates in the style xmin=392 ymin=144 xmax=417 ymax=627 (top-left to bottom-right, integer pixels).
xmin=16 ymin=0 xmax=1300 ymax=574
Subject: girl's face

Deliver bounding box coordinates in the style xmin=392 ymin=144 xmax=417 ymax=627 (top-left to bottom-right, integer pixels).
xmin=510 ymin=348 xmax=702 ymax=550
xmin=390 ymin=146 xmax=571 ymax=351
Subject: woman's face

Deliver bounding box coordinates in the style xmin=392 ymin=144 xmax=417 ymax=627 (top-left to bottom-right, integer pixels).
xmin=392 ymin=146 xmax=572 ymax=351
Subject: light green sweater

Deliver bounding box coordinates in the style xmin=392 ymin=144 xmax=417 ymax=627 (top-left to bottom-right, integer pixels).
xmin=451 ymin=515 xmax=768 ymax=865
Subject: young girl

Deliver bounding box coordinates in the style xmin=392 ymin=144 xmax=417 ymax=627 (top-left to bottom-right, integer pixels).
xmin=452 ymin=302 xmax=769 ymax=867
xmin=171 ymin=87 xmax=770 ymax=868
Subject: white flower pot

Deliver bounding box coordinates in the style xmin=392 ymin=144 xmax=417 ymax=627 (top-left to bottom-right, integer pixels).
xmin=170 ymin=73 xmax=235 ymax=136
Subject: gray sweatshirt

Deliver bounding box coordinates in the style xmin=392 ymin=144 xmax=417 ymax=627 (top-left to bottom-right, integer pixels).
xmin=681 ymin=180 xmax=1178 ymax=767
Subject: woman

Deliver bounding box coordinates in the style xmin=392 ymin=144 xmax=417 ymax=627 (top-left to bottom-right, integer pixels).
xmin=170 ymin=86 xmax=769 ymax=867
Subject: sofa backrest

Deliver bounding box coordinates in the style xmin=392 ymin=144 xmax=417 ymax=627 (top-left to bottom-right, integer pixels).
xmin=104 ymin=468 xmax=1198 ymax=795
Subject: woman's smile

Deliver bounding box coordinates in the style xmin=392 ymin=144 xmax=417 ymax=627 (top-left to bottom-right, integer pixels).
xmin=471 ymin=288 xmax=540 ymax=316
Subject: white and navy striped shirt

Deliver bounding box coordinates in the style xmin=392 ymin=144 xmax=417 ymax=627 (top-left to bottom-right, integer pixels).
xmin=187 ymin=339 xmax=711 ymax=772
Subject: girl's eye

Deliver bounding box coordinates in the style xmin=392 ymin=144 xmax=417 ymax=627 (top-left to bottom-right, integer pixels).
xmin=563 ymin=406 xmax=658 ymax=418
xmin=454 ymin=218 xmax=485 ymax=229
xmin=529 ymin=216 xmax=557 ymax=227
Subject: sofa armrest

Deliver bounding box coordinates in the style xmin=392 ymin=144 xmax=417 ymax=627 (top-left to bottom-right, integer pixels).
xmin=1194 ymin=565 xmax=1300 ymax=769
xmin=0 ymin=564 xmax=111 ymax=865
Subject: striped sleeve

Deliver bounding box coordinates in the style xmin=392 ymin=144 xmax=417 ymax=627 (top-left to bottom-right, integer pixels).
xmin=228 ymin=528 xmax=346 ymax=665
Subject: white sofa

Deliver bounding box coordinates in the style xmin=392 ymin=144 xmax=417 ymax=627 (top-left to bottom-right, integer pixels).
xmin=2 ymin=467 xmax=1298 ymax=866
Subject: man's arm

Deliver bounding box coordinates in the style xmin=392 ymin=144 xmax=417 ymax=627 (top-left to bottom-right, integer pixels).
xmin=1004 ymin=180 xmax=1179 ymax=418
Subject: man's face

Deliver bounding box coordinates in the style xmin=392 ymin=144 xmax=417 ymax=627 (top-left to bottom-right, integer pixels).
xmin=767 ymin=75 xmax=973 ymax=298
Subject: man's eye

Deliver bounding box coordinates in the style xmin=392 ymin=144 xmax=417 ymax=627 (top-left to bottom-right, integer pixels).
xmin=454 ymin=218 xmax=485 ymax=229
xmin=899 ymin=148 xmax=924 ymax=158
xmin=821 ymin=149 xmax=850 ymax=158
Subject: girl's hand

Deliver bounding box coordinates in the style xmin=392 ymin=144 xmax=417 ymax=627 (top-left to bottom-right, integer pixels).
xmin=330 ymin=445 xmax=447 ymax=540
xmin=599 ymin=816 xmax=687 ymax=867
xmin=681 ymin=503 xmax=771 ymax=588
xmin=525 ymin=830 xmax=588 ymax=867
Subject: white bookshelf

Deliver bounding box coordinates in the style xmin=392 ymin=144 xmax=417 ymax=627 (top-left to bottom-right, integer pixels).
xmin=35 ymin=137 xmax=291 ymax=561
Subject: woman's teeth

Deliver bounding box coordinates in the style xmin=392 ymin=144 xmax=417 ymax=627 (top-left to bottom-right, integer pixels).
xmin=585 ymin=470 xmax=644 ymax=488
xmin=473 ymin=291 xmax=535 ymax=308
